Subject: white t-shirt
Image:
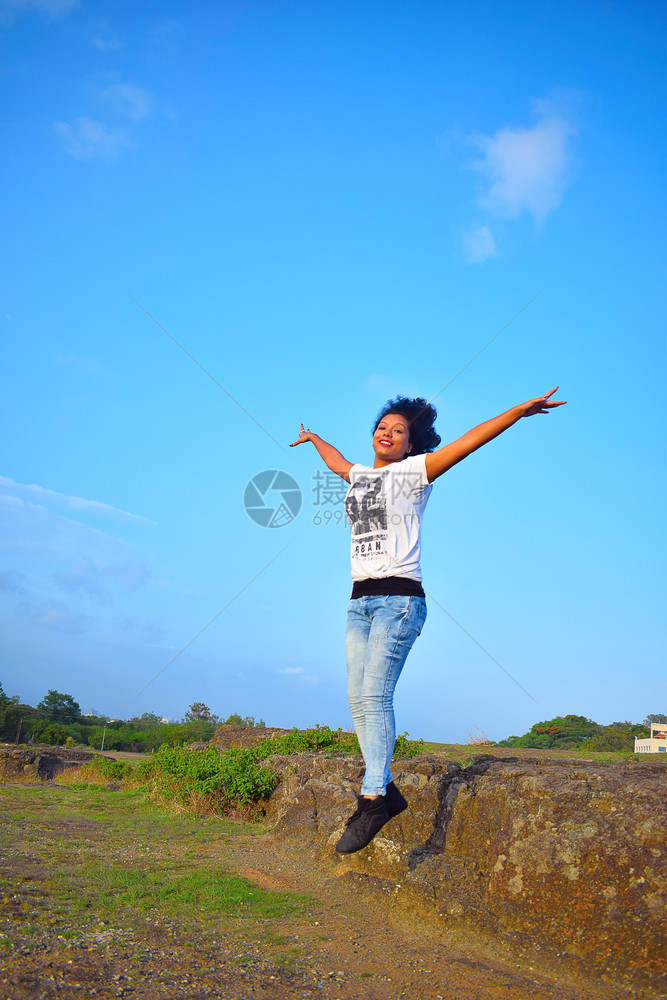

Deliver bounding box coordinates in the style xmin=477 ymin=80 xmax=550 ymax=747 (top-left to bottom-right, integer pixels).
xmin=345 ymin=454 xmax=432 ymax=582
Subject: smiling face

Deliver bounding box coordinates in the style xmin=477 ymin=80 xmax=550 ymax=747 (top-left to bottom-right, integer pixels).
xmin=372 ymin=413 xmax=411 ymax=467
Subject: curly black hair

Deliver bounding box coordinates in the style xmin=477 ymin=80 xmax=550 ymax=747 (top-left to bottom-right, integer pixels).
xmin=372 ymin=396 xmax=441 ymax=456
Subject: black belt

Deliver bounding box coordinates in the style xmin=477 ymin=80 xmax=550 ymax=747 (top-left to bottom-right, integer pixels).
xmin=351 ymin=576 xmax=425 ymax=599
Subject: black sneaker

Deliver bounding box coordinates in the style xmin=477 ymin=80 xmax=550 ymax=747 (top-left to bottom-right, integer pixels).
xmin=385 ymin=780 xmax=408 ymax=820
xmin=335 ymin=796 xmax=390 ymax=854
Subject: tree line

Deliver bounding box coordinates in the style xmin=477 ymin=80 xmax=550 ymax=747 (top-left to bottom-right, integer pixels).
xmin=2 ymin=683 xmax=663 ymax=754
xmin=496 ymin=713 xmax=666 ymax=752
xmin=0 ymin=683 xmax=265 ymax=751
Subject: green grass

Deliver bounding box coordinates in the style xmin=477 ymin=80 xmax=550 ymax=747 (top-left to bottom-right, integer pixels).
xmin=0 ymin=786 xmax=310 ymax=930
xmin=60 ymin=866 xmax=308 ymax=920
xmin=422 ymin=742 xmax=666 ymax=765
xmin=0 ymin=782 xmax=331 ymax=995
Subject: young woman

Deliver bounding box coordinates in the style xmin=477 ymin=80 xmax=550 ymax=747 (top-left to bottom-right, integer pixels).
xmin=290 ymin=387 xmax=565 ymax=853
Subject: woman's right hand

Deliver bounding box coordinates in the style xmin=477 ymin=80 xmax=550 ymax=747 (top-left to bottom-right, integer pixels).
xmin=520 ymin=387 xmax=566 ymax=417
xmin=290 ymin=423 xmax=314 ymax=447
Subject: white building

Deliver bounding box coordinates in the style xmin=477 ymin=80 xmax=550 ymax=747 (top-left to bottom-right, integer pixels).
xmin=634 ymin=722 xmax=667 ymax=753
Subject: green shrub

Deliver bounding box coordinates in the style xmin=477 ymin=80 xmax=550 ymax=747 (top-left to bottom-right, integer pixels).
xmin=60 ymin=754 xmax=135 ymax=786
xmin=32 ymin=721 xmax=69 ymax=746
xmin=130 ymin=724 xmax=426 ymax=816
xmin=237 ymin=724 xmax=424 ymax=761
xmin=137 ymin=745 xmax=278 ymax=814
xmin=393 ymin=731 xmax=426 ymax=758
xmin=251 ymin=725 xmax=359 ymax=758
xmin=85 ymin=755 xmax=134 ymax=781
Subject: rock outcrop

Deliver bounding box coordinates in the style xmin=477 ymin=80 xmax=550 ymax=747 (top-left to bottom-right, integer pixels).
xmin=265 ymin=752 xmax=666 ymax=995
xmin=0 ymin=744 xmax=96 ymax=781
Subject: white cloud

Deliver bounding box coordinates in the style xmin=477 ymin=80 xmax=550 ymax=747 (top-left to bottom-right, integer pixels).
xmin=53 ymin=117 xmax=129 ymax=159
xmin=0 ymin=492 xmax=171 ymax=665
xmin=0 ymin=0 xmax=77 ymax=24
xmin=54 ymin=83 xmax=154 ymax=160
xmin=276 ymin=665 xmax=321 ymax=685
xmin=469 ymin=101 xmax=577 ymax=224
xmin=100 ymin=83 xmax=152 ymax=121
xmin=462 ymin=225 xmax=497 ymax=265
xmin=0 ymin=494 xmax=159 ymax=647
xmin=0 ymin=476 xmax=154 ymax=525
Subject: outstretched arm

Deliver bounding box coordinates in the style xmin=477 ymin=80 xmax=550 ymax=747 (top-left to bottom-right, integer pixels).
xmin=424 ymin=387 xmax=566 ymax=483
xmin=290 ymin=424 xmax=353 ymax=482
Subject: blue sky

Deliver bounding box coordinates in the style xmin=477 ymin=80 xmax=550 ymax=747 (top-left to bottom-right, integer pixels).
xmin=1 ymin=0 xmax=665 ymax=741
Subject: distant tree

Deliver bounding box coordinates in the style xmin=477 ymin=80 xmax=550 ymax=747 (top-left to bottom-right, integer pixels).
xmin=644 ymin=714 xmax=667 ymax=728
xmin=586 ymin=729 xmax=634 ymax=752
xmin=32 ymin=721 xmax=69 ymax=746
xmin=38 ymin=690 xmax=81 ymax=724
xmin=244 ymin=715 xmax=266 ymax=728
xmin=128 ymin=712 xmax=161 ymax=730
xmin=222 ymin=712 xmax=265 ymax=728
xmin=87 ymin=724 xmax=152 ymax=752
xmin=496 ymin=715 xmax=601 ymax=749
xmin=224 ymin=712 xmax=244 ymax=726
xmin=0 ymin=698 xmax=43 ymax=743
xmin=609 ymin=720 xmax=647 ymax=738
xmin=79 ymin=715 xmax=109 ymax=730
xmin=184 ymin=702 xmax=218 ymax=723
xmin=0 ymin=689 xmax=15 ymax=742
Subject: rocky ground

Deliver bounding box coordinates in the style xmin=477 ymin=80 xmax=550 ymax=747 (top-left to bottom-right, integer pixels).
xmin=1 ymin=771 xmax=663 ymax=1000
xmin=264 ymin=752 xmax=667 ymax=995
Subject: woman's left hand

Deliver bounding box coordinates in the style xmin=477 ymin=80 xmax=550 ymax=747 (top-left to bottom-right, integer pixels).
xmin=290 ymin=423 xmax=314 ymax=447
xmin=521 ymin=387 xmax=567 ymax=417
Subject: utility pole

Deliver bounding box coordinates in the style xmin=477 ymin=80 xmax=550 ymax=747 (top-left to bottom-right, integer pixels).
xmin=101 ymin=726 xmax=107 ymax=751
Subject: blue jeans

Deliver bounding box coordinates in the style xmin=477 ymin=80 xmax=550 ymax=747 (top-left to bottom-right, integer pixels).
xmin=346 ymin=595 xmax=427 ymax=796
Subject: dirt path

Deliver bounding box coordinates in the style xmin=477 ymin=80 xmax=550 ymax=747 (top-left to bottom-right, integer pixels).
xmin=229 ymin=833 xmax=640 ymax=1000
xmin=0 ymin=784 xmax=644 ymax=1000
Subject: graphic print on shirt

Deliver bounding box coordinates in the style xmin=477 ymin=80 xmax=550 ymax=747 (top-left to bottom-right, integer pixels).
xmin=345 ymin=475 xmax=387 ymax=561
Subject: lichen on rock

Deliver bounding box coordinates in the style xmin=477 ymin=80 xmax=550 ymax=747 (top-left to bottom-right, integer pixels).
xmin=265 ymin=752 xmax=667 ymax=995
